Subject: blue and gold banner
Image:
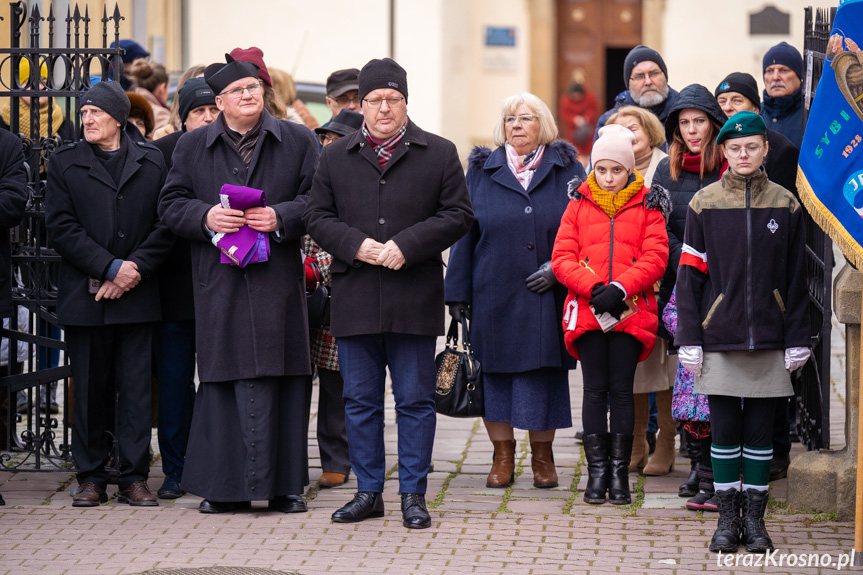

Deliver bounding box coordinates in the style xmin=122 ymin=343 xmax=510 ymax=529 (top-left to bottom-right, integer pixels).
xmin=798 ymin=0 xmax=863 ymax=267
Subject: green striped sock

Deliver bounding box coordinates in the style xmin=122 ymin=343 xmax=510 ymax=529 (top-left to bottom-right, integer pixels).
xmin=742 ymin=444 xmax=773 ymax=487
xmin=711 ymin=443 xmax=742 ymax=485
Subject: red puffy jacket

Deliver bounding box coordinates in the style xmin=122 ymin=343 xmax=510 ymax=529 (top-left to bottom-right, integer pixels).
xmin=551 ymin=177 xmax=669 ymax=361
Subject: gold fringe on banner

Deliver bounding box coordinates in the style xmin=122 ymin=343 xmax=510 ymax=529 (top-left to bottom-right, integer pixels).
xmin=797 ymin=166 xmax=863 ymax=269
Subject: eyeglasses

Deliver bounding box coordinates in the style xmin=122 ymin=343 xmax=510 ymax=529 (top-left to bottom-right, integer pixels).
xmin=332 ymin=94 xmax=360 ymax=106
xmin=724 ymin=143 xmax=764 ymax=158
xmin=219 ymin=81 xmax=262 ymax=99
xmin=629 ymin=69 xmax=664 ymax=83
xmin=363 ymin=97 xmax=405 ymax=109
xmin=504 ymin=115 xmax=538 ymax=125
xmin=319 ymin=133 xmax=341 ymax=146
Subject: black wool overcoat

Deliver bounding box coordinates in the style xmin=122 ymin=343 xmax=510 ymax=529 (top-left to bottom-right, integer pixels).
xmin=159 ymin=111 xmax=319 ymax=383
xmin=303 ymin=120 xmax=474 ymax=338
xmin=46 ymin=136 xmax=172 ymax=326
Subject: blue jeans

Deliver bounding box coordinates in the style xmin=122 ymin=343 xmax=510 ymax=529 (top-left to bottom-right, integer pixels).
xmin=154 ymin=320 xmax=196 ymax=479
xmin=337 ymin=333 xmax=436 ymax=494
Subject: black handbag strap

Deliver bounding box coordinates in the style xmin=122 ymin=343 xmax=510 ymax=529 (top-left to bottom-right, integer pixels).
xmin=446 ymin=317 xmax=460 ymax=347
xmin=459 ymin=316 xmax=472 ymax=347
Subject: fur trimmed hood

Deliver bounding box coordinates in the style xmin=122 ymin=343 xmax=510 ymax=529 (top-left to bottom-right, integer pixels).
xmin=646 ymin=183 xmax=672 ymax=220
xmin=468 ymin=139 xmax=579 ymax=171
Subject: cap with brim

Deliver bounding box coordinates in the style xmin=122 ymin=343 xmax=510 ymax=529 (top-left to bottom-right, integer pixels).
xmin=326 ymin=68 xmax=360 ymax=98
xmin=716 ymin=111 xmax=766 ymax=145
xmin=205 ymin=54 xmax=259 ymax=95
xmin=314 ymin=110 xmax=363 ymax=137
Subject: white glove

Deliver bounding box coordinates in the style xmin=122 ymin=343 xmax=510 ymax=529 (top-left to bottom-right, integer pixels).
xmin=678 ymin=345 xmax=703 ymax=376
xmin=785 ymin=347 xmax=811 ymax=372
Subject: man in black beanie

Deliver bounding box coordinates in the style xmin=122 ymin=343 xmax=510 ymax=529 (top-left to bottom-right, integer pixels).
xmin=149 ymin=76 xmax=218 ymax=500
xmin=714 ymin=72 xmax=800 ymax=196
xmin=305 ymin=57 xmax=473 ymax=530
xmin=46 ymin=80 xmax=172 ymax=507
xmin=761 ymin=42 xmax=805 ymax=147
xmin=594 ymin=45 xmax=679 ymax=146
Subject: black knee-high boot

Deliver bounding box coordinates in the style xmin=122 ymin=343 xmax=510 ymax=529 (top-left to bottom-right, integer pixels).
xmin=608 ymin=433 xmax=633 ymax=505
xmin=582 ymin=433 xmax=610 ymax=504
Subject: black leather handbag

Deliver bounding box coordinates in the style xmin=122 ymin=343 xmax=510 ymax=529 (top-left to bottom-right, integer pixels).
xmin=434 ymin=316 xmax=484 ymax=418
xmin=306 ymin=285 xmax=330 ymax=328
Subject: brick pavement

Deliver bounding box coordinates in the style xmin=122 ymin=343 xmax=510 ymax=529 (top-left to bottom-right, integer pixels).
xmin=0 ymin=273 xmax=858 ymax=574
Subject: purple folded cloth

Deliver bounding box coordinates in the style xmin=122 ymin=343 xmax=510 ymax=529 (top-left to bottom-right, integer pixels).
xmin=213 ymin=184 xmax=270 ymax=268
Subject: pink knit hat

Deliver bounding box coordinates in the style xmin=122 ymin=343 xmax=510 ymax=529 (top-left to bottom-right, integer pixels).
xmin=591 ymin=124 xmax=636 ymax=173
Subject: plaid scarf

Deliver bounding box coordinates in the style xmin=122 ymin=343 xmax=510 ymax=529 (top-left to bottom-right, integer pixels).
xmin=362 ymin=119 xmax=408 ymax=168
xmin=223 ymin=113 xmax=264 ymax=169
xmin=505 ymin=143 xmax=546 ymax=189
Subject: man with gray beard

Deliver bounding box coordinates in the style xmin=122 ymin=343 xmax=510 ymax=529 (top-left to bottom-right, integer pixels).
xmin=594 ymin=45 xmax=679 ymax=147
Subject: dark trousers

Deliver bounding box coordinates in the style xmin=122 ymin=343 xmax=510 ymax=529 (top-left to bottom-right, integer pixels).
xmin=337 ymin=333 xmax=436 ymax=494
xmin=708 ymin=395 xmax=776 ymax=448
xmin=66 ymin=323 xmax=153 ymax=490
xmin=576 ymin=330 xmax=641 ymax=435
xmin=154 ymin=320 xmax=196 ymax=479
xmin=317 ymin=367 xmax=350 ymax=475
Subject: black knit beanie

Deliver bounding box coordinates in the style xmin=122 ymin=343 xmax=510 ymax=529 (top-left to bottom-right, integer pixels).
xmin=81 ymin=80 xmax=130 ymax=125
xmin=623 ymin=45 xmax=668 ymax=85
xmin=714 ymin=72 xmax=761 ymax=109
xmin=358 ymin=58 xmax=408 ymax=103
xmin=762 ymin=42 xmax=803 ymax=80
xmin=178 ymin=78 xmax=216 ymax=131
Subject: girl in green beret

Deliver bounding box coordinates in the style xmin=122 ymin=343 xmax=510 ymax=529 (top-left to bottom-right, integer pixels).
xmin=674 ymin=110 xmax=810 ymax=554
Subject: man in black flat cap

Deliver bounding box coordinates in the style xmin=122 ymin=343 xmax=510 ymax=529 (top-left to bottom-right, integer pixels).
xmin=305 ymin=57 xmax=473 ymax=530
xmin=46 ymin=80 xmax=172 ymax=507
xmin=325 ymin=68 xmax=361 ymax=118
xmin=159 ymin=55 xmax=319 ymax=514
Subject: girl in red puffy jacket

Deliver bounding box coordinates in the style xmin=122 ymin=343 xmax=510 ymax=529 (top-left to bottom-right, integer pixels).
xmin=551 ymin=124 xmax=669 ymax=506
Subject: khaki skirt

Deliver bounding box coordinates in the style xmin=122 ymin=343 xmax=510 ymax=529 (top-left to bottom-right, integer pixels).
xmin=694 ymin=350 xmax=791 ymax=398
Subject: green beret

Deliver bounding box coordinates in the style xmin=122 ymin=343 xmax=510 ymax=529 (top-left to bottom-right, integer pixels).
xmin=716 ymin=111 xmax=766 ymax=145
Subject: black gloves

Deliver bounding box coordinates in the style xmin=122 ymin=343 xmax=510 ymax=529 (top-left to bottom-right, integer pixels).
xmin=448 ymin=303 xmax=471 ymax=321
xmin=589 ymin=283 xmax=626 ymax=315
xmin=526 ymin=261 xmax=557 ymax=294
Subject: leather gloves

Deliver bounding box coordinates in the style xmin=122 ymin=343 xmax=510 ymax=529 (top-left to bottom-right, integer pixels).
xmin=785 ymin=347 xmax=811 ymax=372
xmin=448 ymin=303 xmax=471 ymax=321
xmin=678 ymin=345 xmax=703 ymax=376
xmin=589 ymin=283 xmax=626 ymax=315
xmin=526 ymin=261 xmax=557 ymax=294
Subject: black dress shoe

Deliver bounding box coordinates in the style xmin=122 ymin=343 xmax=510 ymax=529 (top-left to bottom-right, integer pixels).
xmin=331 ymin=491 xmax=384 ymax=523
xmin=400 ymin=493 xmax=431 ymax=529
xmin=198 ymin=499 xmax=252 ymax=514
xmin=157 ymin=475 xmax=186 ymax=500
xmin=269 ymin=495 xmax=307 ymax=513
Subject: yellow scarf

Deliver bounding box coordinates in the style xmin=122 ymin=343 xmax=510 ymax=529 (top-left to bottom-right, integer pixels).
xmin=1 ymin=99 xmax=65 ymax=139
xmin=588 ymin=170 xmax=645 ymax=218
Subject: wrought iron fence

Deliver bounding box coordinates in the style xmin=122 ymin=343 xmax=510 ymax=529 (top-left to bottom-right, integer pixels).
xmin=797 ymin=5 xmax=837 ymax=451
xmin=0 ymin=0 xmax=124 ymax=470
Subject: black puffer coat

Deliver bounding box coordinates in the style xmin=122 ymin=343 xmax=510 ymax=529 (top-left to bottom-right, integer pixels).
xmin=653 ymin=84 xmax=727 ymax=325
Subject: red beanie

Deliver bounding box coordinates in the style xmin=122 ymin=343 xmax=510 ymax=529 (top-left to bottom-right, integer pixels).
xmin=229 ymin=46 xmax=272 ymax=87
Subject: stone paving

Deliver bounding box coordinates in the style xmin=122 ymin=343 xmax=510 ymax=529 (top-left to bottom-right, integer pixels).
xmin=0 ymin=264 xmax=858 ymax=574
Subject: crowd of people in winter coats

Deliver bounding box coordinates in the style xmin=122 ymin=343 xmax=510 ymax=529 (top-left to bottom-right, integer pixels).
xmin=0 ymin=37 xmax=814 ymax=554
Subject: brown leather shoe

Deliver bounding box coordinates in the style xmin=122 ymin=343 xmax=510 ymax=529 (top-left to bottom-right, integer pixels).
xmin=319 ymin=472 xmax=348 ymax=488
xmin=117 ymin=480 xmax=158 ymax=506
xmin=72 ymin=482 xmax=107 ymax=507
xmin=530 ymin=441 xmax=558 ymax=488
xmin=487 ymin=439 xmax=516 ymax=488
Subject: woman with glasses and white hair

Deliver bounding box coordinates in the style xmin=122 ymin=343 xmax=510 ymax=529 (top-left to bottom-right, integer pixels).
xmin=446 ymin=92 xmax=585 ymax=490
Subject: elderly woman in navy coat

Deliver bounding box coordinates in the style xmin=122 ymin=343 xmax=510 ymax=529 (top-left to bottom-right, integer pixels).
xmin=446 ymin=92 xmax=585 ymax=490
